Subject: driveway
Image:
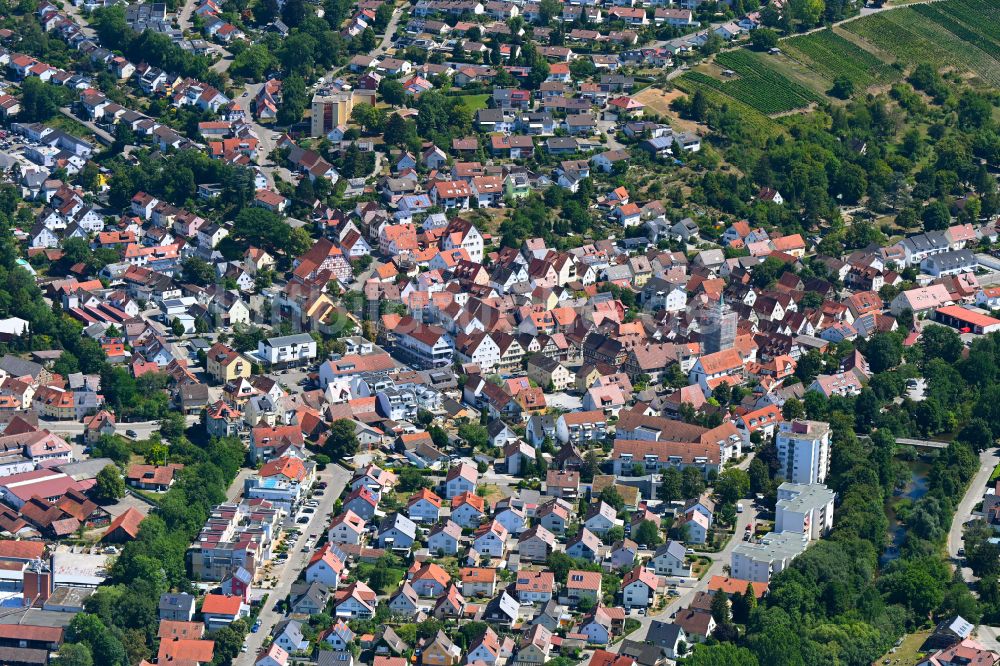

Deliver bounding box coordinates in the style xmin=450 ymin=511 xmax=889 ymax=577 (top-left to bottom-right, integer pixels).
xmin=235 ymin=463 xmax=351 ymax=665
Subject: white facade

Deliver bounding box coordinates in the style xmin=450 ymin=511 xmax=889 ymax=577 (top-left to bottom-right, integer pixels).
xmin=257 ymin=333 xmax=317 ymax=366
xmin=775 ymin=420 xmax=831 ymax=485
xmin=731 ymin=531 xmax=809 ymax=583
xmin=622 ymin=580 xmax=654 ymax=608
xmin=775 ymin=482 xmax=835 ymax=542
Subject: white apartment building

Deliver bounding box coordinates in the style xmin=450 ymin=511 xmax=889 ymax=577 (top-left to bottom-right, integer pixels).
xmin=775 ymin=420 xmax=830 ymax=485
xmin=731 ymin=531 xmax=809 ymax=583
xmin=775 ymin=482 xmax=835 ymax=542
xmin=256 ymin=333 xmax=317 ymax=367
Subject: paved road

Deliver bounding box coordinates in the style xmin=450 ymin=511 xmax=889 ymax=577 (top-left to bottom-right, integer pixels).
xmin=60 ymin=1 xmax=96 ymax=38
xmin=947 ymin=447 xmax=999 ymax=583
xmin=232 ymin=84 xmax=282 ymax=187
xmin=375 ymin=5 xmax=403 ymax=54
xmin=177 ymin=0 xmax=200 ymax=34
xmin=226 ymin=468 xmax=257 ymax=502
xmin=46 ymin=415 xmax=200 ymax=440
xmin=235 ymin=463 xmax=351 ymax=665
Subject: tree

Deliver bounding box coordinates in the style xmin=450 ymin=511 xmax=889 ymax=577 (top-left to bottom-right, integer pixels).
xmin=181 ymin=257 xmax=215 ymax=286
xmin=380 ymin=79 xmax=407 ymax=107
xmin=781 ymin=397 xmax=804 ymax=420
xmin=209 ymin=619 xmax=248 ymax=665
xmin=710 ymin=588 xmax=731 ymax=626
xmin=715 ymin=468 xmax=750 ymax=505
xmin=681 ymin=466 xmax=706 ymax=499
xmin=598 ymin=486 xmax=624 ymax=512
xmin=865 ymin=333 xmax=903 ymax=373
xmin=53 ymin=644 xmax=94 ymax=666
xmin=659 ymin=467 xmax=683 ymax=502
xmin=789 ymin=0 xmax=825 ymax=26
xmin=278 ymin=74 xmax=307 ymax=126
xmin=546 ymin=551 xmax=576 ymax=583
xmin=282 ymin=0 xmax=309 ymax=26
xmin=360 ymin=27 xmax=377 ymax=52
xmin=570 ymin=58 xmax=597 ymax=81
xmin=20 ymin=77 xmax=69 ymax=121
xmin=749 ymin=28 xmax=778 ymax=51
xmin=538 ymin=0 xmax=561 ymax=24
xmin=170 ymin=318 xmax=185 ymax=336
xmin=834 ymin=163 xmax=867 ymax=203
xmin=458 ymin=422 xmax=489 ymax=449
xmin=682 ymin=643 xmax=758 ymax=666
xmin=581 ymin=449 xmax=599 ymax=482
xmin=959 ymin=418 xmax=995 ymax=453
xmin=921 ymin=325 xmax=963 ymax=364
xmin=351 ymin=103 xmax=384 ymax=133
xmin=160 ymin=412 xmax=187 ymax=442
xmin=922 ymin=200 xmax=951 ymax=231
xmin=230 ymin=44 xmax=275 ymax=81
xmin=634 ymin=520 xmax=661 ymax=547
xmin=94 ymin=465 xmax=125 ymax=503
xmin=383 ymin=113 xmax=416 ymax=147
xmin=325 ymin=418 xmax=360 ymax=460
xmin=829 ymin=75 xmax=854 ymax=99
xmin=374 ymin=0 xmax=393 ymax=30
xmin=748 ymin=457 xmax=769 ymax=496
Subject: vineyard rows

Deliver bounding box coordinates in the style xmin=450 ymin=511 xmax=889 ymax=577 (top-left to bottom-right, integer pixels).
xmin=784 ymin=29 xmax=900 ymax=88
xmin=681 ymin=51 xmax=823 ymax=115
xmin=845 ymin=2 xmax=1000 ymax=87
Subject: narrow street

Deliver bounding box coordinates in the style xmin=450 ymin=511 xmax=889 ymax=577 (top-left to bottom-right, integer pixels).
xmin=59 ymin=107 xmax=115 ymax=145
xmin=234 ymin=463 xmax=351 ymax=665
xmin=948 ymin=447 xmax=999 ymax=583
xmin=46 ymin=415 xmax=200 ymax=440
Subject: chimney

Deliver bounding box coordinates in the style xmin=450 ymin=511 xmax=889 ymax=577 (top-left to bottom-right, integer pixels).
xmin=23 ymin=557 xmax=52 ymax=608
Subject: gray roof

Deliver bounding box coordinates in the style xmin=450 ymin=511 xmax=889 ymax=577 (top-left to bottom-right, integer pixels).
xmin=274 ymin=619 xmax=305 ymax=644
xmin=56 ymin=458 xmax=115 ymax=481
xmin=646 ymin=619 xmax=684 ymax=647
xmin=923 ymin=249 xmax=976 ymax=270
xmin=380 ymin=512 xmax=417 ymax=539
xmin=619 ymin=639 xmax=666 ymax=666
xmin=265 ymin=333 xmax=314 ymax=346
xmin=317 ymin=652 xmax=354 ymax=666
xmin=485 ymin=591 xmax=519 ymax=619
xmin=159 ymin=593 xmax=196 ymax=613
xmin=901 ymin=230 xmax=949 ymax=253
xmin=290 ymin=581 xmax=330 ymax=608
xmin=653 ymin=540 xmax=686 ymax=561
xmin=0 ymin=355 xmax=43 ymax=379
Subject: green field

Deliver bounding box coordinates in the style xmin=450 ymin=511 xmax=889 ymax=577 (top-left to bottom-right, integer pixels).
xmin=681 ymin=50 xmax=824 ymax=115
xmin=455 ymin=93 xmax=490 ymax=113
xmin=784 ymin=28 xmax=901 ymax=88
xmin=843 ymin=0 xmax=1000 ymax=86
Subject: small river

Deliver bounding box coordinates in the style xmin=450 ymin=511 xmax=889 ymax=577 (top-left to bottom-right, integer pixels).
xmin=882 ymin=461 xmax=931 ymax=563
